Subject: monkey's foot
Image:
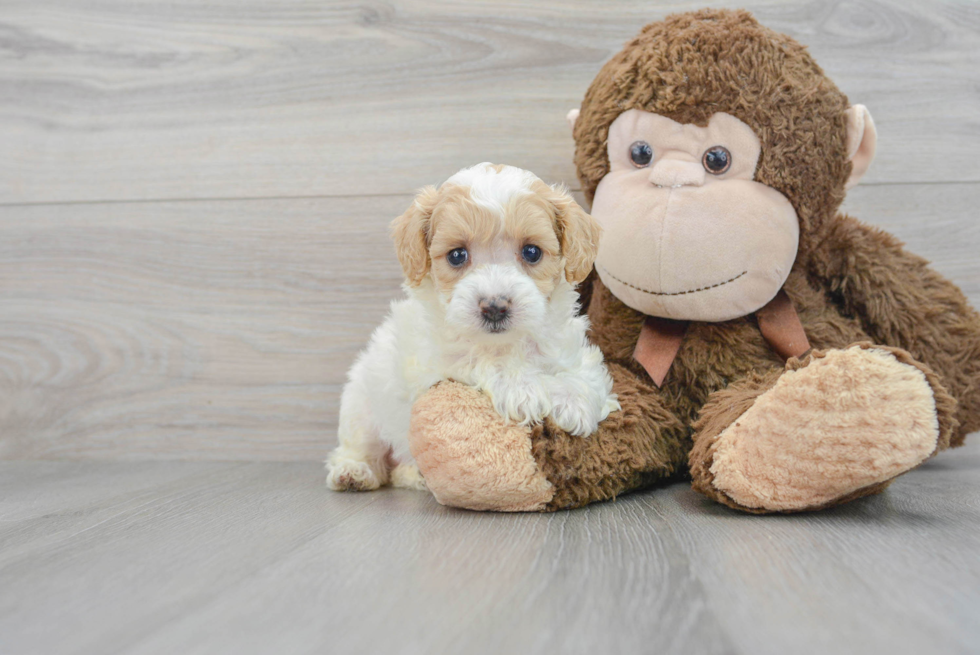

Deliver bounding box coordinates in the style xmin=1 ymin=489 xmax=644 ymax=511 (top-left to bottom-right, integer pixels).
xmin=691 ymin=344 xmax=955 ymax=512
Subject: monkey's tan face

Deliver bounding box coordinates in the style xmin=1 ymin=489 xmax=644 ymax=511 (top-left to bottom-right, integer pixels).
xmin=591 ymin=109 xmax=799 ymax=322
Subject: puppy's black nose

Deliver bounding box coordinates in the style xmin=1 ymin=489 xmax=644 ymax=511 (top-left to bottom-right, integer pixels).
xmin=479 ymin=298 xmax=511 ymax=324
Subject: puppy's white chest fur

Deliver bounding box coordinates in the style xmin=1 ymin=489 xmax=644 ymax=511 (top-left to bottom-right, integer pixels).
xmin=350 ymin=279 xmax=616 ymax=462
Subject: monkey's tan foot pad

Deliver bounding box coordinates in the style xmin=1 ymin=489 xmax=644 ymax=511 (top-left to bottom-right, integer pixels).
xmin=409 ymin=381 xmax=554 ymax=512
xmin=708 ymin=346 xmax=941 ymax=511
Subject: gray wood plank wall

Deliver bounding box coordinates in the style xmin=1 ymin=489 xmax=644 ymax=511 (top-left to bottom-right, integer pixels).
xmin=2 ymin=0 xmax=979 ymax=460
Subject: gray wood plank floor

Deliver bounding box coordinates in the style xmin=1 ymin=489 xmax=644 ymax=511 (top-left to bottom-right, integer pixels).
xmin=1 ymin=441 xmax=979 ymax=655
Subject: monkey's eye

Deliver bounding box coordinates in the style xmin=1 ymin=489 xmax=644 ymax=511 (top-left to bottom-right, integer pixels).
xmin=629 ymin=141 xmax=654 ymax=168
xmin=447 ymin=248 xmax=468 ymax=268
xmin=521 ymin=244 xmax=543 ymax=264
xmin=702 ymin=146 xmax=732 ymax=174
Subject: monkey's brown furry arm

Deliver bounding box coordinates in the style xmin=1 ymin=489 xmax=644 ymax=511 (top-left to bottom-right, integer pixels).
xmin=531 ymin=362 xmax=689 ymax=510
xmin=409 ymin=362 xmax=690 ymax=512
xmin=807 ymin=214 xmax=980 ymax=442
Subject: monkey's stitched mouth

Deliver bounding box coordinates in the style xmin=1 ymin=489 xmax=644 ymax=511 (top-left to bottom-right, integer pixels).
xmin=598 ymin=265 xmax=748 ymax=297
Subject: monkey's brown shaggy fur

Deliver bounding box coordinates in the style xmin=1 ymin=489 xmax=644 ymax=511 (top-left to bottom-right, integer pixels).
xmin=410 ymin=9 xmax=980 ymax=512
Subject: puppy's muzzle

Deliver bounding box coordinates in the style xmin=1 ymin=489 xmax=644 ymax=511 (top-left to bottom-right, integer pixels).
xmin=479 ymin=297 xmax=511 ymax=332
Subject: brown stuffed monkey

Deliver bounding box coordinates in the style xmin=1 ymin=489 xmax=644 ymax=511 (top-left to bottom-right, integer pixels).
xmin=406 ymin=9 xmax=980 ymax=513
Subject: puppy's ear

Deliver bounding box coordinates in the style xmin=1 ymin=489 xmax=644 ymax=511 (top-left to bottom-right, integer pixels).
xmin=548 ymin=185 xmax=601 ymax=285
xmin=391 ymin=186 xmax=439 ymax=286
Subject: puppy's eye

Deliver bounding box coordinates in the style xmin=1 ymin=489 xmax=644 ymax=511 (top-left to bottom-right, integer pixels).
xmin=629 ymin=141 xmax=654 ymax=168
xmin=702 ymin=146 xmax=732 ymax=174
xmin=446 ymin=248 xmax=468 ymax=268
xmin=521 ymin=244 xmax=543 ymax=264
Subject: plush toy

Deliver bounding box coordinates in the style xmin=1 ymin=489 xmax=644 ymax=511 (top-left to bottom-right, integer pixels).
xmin=407 ymin=8 xmax=980 ymax=513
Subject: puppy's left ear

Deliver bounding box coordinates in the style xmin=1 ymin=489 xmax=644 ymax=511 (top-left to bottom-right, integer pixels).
xmin=549 ymin=185 xmax=601 ymax=285
xmin=391 ymin=186 xmax=439 ymax=286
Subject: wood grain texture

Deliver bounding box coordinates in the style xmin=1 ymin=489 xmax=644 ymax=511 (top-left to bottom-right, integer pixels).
xmin=0 ymin=441 xmax=978 ymax=655
xmin=0 ymin=195 xmax=407 ymax=459
xmin=2 ymin=0 xmax=979 ymax=204
xmin=1 ymin=184 xmax=977 ymax=460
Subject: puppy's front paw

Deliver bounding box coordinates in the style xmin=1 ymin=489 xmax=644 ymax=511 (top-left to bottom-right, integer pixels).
xmin=551 ymin=405 xmax=593 ymax=437
xmin=326 ymin=455 xmax=382 ymax=492
xmin=601 ymin=394 xmax=621 ymax=420
xmin=551 ymin=392 xmax=619 ymax=437
xmin=486 ymin=377 xmax=551 ymax=427
xmin=551 ymin=396 xmax=600 ymax=437
xmin=390 ymin=463 xmax=427 ymax=491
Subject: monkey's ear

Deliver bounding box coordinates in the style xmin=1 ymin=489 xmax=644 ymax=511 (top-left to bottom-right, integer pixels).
xmin=566 ymin=108 xmax=580 ymax=133
xmin=549 ymin=184 xmax=601 ymax=285
xmin=844 ymin=105 xmax=877 ymax=189
xmin=390 ymin=186 xmax=439 ymax=286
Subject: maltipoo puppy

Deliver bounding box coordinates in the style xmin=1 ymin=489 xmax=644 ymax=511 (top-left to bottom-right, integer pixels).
xmin=326 ymin=163 xmax=619 ymax=492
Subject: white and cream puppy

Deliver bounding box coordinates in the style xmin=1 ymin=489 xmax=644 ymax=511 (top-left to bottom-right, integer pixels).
xmin=326 ymin=163 xmax=619 ymax=492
